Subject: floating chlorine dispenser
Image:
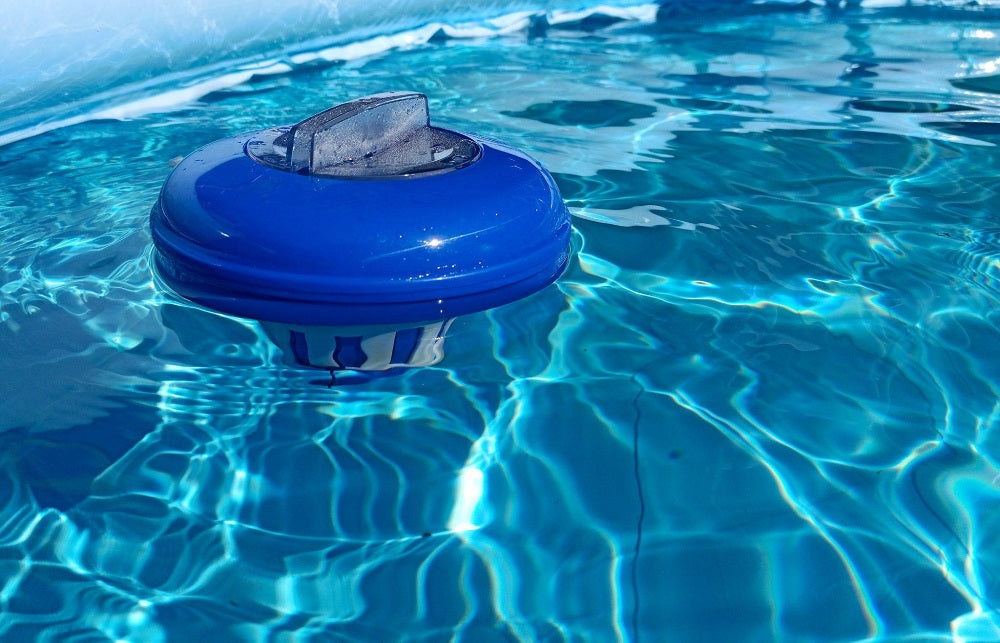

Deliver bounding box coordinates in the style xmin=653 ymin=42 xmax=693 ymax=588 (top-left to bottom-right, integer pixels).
xmin=151 ymin=92 xmax=570 ymax=371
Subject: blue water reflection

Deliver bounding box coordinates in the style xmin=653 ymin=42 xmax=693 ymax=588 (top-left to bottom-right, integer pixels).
xmin=1 ymin=3 xmax=1000 ymax=641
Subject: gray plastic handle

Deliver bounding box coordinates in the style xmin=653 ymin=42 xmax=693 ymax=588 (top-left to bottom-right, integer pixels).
xmin=268 ymin=91 xmax=479 ymax=178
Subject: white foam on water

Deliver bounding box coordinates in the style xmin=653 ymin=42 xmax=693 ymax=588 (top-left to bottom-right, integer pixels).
xmin=4 ymin=0 xmax=992 ymax=147
xmin=549 ymin=3 xmax=659 ymax=23
xmin=0 ymin=63 xmax=292 ymax=147
xmin=0 ymin=3 xmax=660 ymax=148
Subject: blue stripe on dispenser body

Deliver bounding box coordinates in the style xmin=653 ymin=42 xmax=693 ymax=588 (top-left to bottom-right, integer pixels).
xmin=332 ymin=336 xmax=367 ymax=368
xmin=289 ymin=330 xmax=311 ymax=366
xmin=390 ymin=327 xmax=422 ymax=365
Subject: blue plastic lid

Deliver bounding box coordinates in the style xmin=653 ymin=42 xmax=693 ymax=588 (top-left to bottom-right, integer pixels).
xmin=151 ymin=92 xmax=570 ymax=326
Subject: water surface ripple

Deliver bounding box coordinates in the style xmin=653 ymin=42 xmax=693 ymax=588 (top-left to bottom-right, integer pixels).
xmin=1 ymin=5 xmax=1000 ymax=641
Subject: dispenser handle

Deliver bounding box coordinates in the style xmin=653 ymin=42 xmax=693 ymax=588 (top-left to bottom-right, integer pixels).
xmin=279 ymin=91 xmax=429 ymax=174
xmin=258 ymin=91 xmax=480 ymax=178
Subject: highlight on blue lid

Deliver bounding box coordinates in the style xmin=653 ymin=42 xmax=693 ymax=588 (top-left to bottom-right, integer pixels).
xmin=150 ymin=91 xmax=571 ymax=372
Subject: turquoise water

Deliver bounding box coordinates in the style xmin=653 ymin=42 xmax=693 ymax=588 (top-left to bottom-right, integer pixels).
xmin=2 ymin=4 xmax=1000 ymax=641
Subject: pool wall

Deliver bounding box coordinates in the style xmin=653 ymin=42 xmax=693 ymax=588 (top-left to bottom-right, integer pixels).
xmin=1 ymin=0 xmax=997 ymax=147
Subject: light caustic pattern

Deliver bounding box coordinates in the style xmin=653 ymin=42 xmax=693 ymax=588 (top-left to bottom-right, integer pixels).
xmin=2 ymin=4 xmax=1000 ymax=641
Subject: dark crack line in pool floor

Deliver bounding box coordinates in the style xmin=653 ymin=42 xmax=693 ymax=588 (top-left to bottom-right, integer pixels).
xmin=630 ymin=373 xmax=646 ymax=643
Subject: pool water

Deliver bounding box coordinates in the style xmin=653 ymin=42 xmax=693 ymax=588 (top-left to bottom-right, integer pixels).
xmin=2 ymin=3 xmax=1000 ymax=641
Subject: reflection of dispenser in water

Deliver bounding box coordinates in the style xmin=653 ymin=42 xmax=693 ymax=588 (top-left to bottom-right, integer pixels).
xmin=150 ymin=92 xmax=570 ymax=371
